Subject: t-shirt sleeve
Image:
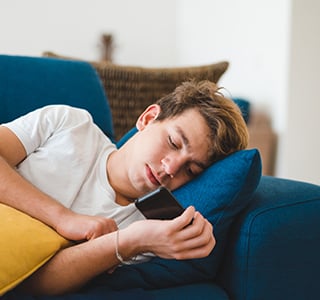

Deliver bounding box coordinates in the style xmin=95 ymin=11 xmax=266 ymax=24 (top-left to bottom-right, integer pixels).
xmin=2 ymin=105 xmax=93 ymax=155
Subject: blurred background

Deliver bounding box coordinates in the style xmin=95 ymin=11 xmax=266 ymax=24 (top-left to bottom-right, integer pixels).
xmin=1 ymin=0 xmax=319 ymax=184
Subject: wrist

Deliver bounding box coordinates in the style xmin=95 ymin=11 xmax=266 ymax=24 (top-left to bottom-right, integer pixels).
xmin=51 ymin=205 xmax=75 ymax=231
xmin=116 ymin=226 xmax=144 ymax=263
xmin=115 ymin=230 xmax=138 ymax=265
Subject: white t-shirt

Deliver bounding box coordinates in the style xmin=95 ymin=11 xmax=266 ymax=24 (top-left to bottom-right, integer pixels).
xmin=3 ymin=105 xmax=146 ymax=230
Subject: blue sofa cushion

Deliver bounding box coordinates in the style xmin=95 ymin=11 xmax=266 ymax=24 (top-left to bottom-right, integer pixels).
xmin=3 ymin=283 xmax=228 ymax=300
xmin=219 ymin=176 xmax=320 ymax=300
xmin=0 ymin=55 xmax=115 ymax=141
xmin=101 ymin=128 xmax=262 ymax=290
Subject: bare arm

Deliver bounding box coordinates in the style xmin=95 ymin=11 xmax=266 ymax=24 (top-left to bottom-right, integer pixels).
xmin=0 ymin=126 xmax=117 ymax=240
xmin=1 ymin=126 xmax=215 ymax=295
xmin=0 ymin=126 xmax=64 ymax=224
xmin=20 ymin=206 xmax=215 ymax=296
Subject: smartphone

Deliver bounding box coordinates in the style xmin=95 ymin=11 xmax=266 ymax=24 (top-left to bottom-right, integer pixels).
xmin=135 ymin=186 xmax=185 ymax=220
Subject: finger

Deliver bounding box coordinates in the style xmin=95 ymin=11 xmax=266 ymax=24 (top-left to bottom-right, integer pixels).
xmin=172 ymin=211 xmax=206 ymax=241
xmin=104 ymin=218 xmax=118 ymax=233
xmin=171 ymin=219 xmax=215 ymax=259
xmin=170 ymin=214 xmax=214 ymax=252
xmin=96 ymin=217 xmax=116 ymax=232
xmin=171 ymin=206 xmax=195 ymax=230
xmin=88 ymin=218 xmax=118 ymax=239
xmin=175 ymin=223 xmax=213 ymax=252
xmin=174 ymin=234 xmax=216 ymax=260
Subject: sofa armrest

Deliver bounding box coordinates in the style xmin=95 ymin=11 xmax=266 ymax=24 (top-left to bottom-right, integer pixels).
xmin=218 ymin=176 xmax=320 ymax=300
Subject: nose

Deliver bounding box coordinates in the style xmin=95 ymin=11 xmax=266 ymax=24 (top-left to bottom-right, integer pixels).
xmin=161 ymin=155 xmax=186 ymax=177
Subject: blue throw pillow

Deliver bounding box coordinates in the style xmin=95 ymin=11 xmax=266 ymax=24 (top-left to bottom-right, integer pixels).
xmin=97 ymin=130 xmax=262 ymax=290
xmin=232 ymin=98 xmax=251 ymax=124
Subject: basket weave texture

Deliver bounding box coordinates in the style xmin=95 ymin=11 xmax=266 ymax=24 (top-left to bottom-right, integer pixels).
xmin=43 ymin=52 xmax=228 ymax=140
xmin=93 ymin=61 xmax=229 ymax=140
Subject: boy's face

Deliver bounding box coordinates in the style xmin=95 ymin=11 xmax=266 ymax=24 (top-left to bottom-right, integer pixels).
xmin=116 ymin=105 xmax=212 ymax=199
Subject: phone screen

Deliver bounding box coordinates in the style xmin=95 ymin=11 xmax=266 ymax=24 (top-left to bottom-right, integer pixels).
xmin=134 ymin=187 xmax=185 ymax=220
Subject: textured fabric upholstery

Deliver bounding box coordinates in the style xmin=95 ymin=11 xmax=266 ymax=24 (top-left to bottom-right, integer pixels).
xmin=219 ymin=176 xmax=320 ymax=300
xmin=0 ymin=54 xmax=115 ymax=141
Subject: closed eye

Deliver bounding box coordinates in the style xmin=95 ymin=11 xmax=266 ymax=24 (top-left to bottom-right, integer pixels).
xmin=186 ymin=167 xmax=195 ymax=177
xmin=168 ymin=135 xmax=178 ymax=149
xmin=185 ymin=164 xmax=203 ymax=178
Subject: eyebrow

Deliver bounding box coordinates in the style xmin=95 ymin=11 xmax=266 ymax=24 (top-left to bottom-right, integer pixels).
xmin=176 ymin=126 xmax=207 ymax=170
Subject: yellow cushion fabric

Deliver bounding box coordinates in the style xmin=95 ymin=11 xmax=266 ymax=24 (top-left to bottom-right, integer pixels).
xmin=0 ymin=204 xmax=71 ymax=296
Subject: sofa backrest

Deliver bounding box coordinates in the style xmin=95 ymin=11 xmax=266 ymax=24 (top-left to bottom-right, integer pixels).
xmin=0 ymin=55 xmax=115 ymax=141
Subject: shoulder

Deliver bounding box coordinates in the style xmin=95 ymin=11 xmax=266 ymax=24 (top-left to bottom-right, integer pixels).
xmin=14 ymin=105 xmax=97 ymax=137
xmin=40 ymin=104 xmax=92 ymax=118
xmin=35 ymin=105 xmax=94 ymax=127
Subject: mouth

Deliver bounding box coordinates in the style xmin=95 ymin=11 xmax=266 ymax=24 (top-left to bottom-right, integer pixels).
xmin=146 ymin=165 xmax=161 ymax=187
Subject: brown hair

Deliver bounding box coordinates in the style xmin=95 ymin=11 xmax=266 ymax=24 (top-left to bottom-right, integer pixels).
xmin=155 ymin=80 xmax=249 ymax=163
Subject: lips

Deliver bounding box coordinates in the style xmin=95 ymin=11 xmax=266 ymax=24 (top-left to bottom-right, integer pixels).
xmin=146 ymin=165 xmax=161 ymax=186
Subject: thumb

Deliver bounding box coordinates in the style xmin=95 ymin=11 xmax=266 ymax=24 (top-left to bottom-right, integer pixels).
xmin=173 ymin=206 xmax=195 ymax=229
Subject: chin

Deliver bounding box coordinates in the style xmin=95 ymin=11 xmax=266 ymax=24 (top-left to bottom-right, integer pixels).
xmin=131 ymin=183 xmax=152 ymax=198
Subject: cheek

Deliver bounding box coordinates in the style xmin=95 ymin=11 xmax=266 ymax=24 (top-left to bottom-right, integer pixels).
xmin=146 ymin=140 xmax=168 ymax=162
xmin=169 ymin=176 xmax=190 ymax=191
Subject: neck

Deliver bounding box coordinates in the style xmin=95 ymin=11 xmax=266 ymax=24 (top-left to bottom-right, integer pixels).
xmin=115 ymin=192 xmax=133 ymax=206
xmin=107 ymin=149 xmax=135 ymax=206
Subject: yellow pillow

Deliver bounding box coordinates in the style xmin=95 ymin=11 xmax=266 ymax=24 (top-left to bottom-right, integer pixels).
xmin=0 ymin=204 xmax=71 ymax=296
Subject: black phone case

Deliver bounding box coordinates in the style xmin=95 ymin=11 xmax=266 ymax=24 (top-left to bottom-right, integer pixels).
xmin=134 ymin=187 xmax=185 ymax=220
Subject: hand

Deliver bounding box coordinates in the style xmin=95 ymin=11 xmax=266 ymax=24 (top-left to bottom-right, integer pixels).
xmin=55 ymin=211 xmax=118 ymax=241
xmin=126 ymin=206 xmax=215 ymax=260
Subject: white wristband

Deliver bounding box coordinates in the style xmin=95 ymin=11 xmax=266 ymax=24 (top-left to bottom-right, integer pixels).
xmin=115 ymin=230 xmax=134 ymax=265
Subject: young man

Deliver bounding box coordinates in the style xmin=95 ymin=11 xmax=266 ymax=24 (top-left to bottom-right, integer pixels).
xmin=0 ymin=80 xmax=248 ymax=295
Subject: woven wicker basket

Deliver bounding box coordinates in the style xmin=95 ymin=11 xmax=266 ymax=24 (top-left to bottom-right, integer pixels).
xmin=43 ymin=52 xmax=228 ymax=140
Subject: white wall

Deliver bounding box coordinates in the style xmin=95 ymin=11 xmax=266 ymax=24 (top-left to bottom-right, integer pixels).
xmin=282 ymin=0 xmax=320 ymax=184
xmin=176 ymin=0 xmax=290 ymax=133
xmin=0 ymin=0 xmax=319 ymax=184
xmin=0 ymin=0 xmax=178 ymax=66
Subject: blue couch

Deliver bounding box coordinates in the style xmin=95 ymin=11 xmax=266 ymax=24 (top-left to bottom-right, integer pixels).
xmin=1 ymin=55 xmax=320 ymax=300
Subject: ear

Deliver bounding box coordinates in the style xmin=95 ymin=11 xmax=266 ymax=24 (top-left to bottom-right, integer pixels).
xmin=136 ymin=104 xmax=161 ymax=131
